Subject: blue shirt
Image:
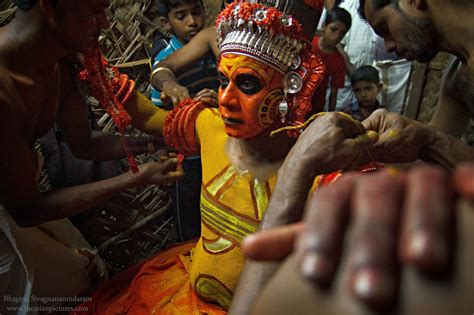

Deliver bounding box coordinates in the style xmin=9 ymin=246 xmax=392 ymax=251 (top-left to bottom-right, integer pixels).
xmin=150 ymin=35 xmax=219 ymax=108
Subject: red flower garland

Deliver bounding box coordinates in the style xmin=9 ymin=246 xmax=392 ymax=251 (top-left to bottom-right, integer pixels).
xmin=216 ymin=2 xmax=304 ymax=40
xmin=79 ymin=42 xmax=139 ymax=173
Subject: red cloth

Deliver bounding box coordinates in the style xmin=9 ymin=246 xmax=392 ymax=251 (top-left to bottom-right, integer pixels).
xmin=310 ymin=36 xmax=346 ymax=114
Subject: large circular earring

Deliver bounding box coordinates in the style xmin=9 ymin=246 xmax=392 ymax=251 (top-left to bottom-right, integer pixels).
xmin=279 ymin=71 xmax=303 ymax=124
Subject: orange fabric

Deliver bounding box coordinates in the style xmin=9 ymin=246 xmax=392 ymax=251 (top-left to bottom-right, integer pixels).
xmin=73 ymin=242 xmax=226 ymax=315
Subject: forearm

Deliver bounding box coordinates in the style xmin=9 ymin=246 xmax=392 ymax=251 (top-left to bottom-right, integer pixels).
xmin=421 ymin=129 xmax=474 ymax=171
xmin=150 ymin=61 xmax=178 ymax=91
xmin=230 ymin=154 xmax=317 ymax=314
xmin=123 ymin=90 xmax=167 ymax=136
xmin=12 ymin=171 xmax=139 ymax=227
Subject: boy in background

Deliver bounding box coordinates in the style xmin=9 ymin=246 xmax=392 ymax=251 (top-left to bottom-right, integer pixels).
xmin=150 ymin=0 xmax=219 ymax=241
xmin=310 ymin=7 xmax=351 ymax=114
xmin=342 ymin=65 xmax=383 ymax=121
xmin=150 ymin=0 xmax=219 ymax=109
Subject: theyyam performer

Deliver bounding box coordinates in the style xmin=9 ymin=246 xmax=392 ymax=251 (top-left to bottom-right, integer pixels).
xmin=76 ymin=0 xmax=378 ymax=313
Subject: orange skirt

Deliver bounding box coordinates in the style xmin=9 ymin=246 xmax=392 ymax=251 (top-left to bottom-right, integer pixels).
xmin=73 ymin=242 xmax=226 ymax=315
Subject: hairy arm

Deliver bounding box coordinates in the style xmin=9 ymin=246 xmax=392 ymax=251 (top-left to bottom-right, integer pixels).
xmin=0 ymin=69 xmax=181 ymax=227
xmin=413 ymin=60 xmax=474 ymax=168
xmin=429 ymin=57 xmax=471 ymax=137
xmin=230 ymin=114 xmax=376 ymax=314
xmin=0 ymin=96 xmax=142 ymax=227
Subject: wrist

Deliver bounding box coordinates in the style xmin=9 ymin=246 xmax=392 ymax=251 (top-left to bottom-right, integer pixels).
xmin=419 ymin=124 xmax=440 ymax=161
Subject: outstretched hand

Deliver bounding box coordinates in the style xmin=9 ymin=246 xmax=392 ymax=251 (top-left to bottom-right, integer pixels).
xmin=242 ymin=165 xmax=467 ymax=309
xmin=132 ymin=153 xmax=184 ymax=186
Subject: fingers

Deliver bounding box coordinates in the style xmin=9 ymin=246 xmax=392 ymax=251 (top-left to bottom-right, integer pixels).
xmin=162 ymin=85 xmax=190 ymax=106
xmin=361 ymin=108 xmax=388 ymax=132
xmin=399 ymin=166 xmax=454 ymax=274
xmin=296 ymin=174 xmax=356 ymax=285
xmin=242 ymin=222 xmax=304 ymax=261
xmin=347 ymin=171 xmax=403 ymax=309
xmin=194 ymin=89 xmax=218 ymax=107
xmin=160 ymin=157 xmax=179 ymax=173
xmin=453 ymin=163 xmax=474 ymax=200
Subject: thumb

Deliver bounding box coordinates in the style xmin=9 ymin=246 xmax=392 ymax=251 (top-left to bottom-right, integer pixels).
xmin=241 ymin=222 xmax=304 ymax=261
xmin=345 ymin=131 xmax=377 ymax=152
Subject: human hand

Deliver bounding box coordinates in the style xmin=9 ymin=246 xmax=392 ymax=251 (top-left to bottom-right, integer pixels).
xmin=132 ymin=154 xmax=184 ymax=186
xmin=362 ymin=109 xmax=435 ymax=164
xmin=161 ymin=81 xmax=190 ymax=106
xmin=243 ymin=166 xmax=456 ymax=309
xmin=194 ymin=88 xmax=218 ymax=107
xmin=285 ymin=112 xmax=378 ymax=177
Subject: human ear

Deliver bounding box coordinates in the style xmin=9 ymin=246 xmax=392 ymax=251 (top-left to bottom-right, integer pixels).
xmin=377 ymin=83 xmax=384 ymax=93
xmin=39 ymin=0 xmax=59 ymax=18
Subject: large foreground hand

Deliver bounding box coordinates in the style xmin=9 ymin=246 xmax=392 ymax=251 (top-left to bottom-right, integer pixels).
xmin=243 ymin=165 xmax=463 ymax=309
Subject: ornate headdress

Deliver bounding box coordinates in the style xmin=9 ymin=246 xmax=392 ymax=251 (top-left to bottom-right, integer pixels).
xmin=216 ymin=1 xmax=326 ymax=136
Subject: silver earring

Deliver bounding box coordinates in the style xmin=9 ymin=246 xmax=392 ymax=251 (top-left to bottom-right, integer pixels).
xmin=279 ymin=95 xmax=289 ymax=124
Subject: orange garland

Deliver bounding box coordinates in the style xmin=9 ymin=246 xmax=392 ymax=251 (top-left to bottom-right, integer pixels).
xmin=79 ymin=42 xmax=139 ymax=173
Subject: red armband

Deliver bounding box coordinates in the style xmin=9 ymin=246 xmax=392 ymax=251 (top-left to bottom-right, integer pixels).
xmin=163 ymin=99 xmax=207 ymax=156
xmin=317 ymin=162 xmax=384 ymax=187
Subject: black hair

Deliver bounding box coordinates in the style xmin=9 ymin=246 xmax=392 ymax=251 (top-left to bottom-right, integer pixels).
xmin=358 ymin=0 xmax=398 ymax=20
xmin=351 ymin=65 xmax=380 ymax=85
xmin=324 ymin=7 xmax=352 ymax=30
xmin=156 ymin=0 xmax=204 ymax=17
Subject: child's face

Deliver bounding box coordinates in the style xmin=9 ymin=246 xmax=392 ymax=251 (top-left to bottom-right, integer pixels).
xmin=353 ymin=81 xmax=382 ymax=107
xmin=167 ymin=2 xmax=204 ymax=43
xmin=322 ymin=21 xmax=348 ymax=46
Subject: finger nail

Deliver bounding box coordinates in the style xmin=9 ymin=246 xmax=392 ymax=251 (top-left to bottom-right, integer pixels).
xmin=301 ymin=252 xmax=333 ymax=283
xmin=407 ymin=231 xmax=448 ymax=270
xmin=352 ymin=268 xmax=395 ymax=306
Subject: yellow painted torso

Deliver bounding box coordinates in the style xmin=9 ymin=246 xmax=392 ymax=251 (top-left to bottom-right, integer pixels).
xmin=189 ymin=108 xmax=277 ymax=310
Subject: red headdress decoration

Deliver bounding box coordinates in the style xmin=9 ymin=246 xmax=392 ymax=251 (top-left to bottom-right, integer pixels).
xmin=216 ymin=1 xmax=326 ymax=137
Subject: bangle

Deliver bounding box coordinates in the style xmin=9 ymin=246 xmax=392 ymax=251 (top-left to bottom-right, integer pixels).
xmin=150 ymin=66 xmax=176 ymax=84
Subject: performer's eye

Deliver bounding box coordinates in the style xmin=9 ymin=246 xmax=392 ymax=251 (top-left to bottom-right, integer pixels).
xmin=235 ymin=73 xmax=262 ymax=95
xmin=218 ymin=72 xmax=229 ymax=89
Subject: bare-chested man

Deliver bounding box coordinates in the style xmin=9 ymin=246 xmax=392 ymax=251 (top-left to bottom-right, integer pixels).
xmin=0 ymin=0 xmax=182 ymax=310
xmin=357 ymin=0 xmax=474 ymax=167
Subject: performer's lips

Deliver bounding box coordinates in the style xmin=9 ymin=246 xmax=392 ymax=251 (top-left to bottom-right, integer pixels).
xmin=188 ymin=30 xmax=198 ymax=37
xmin=223 ymin=117 xmax=242 ymax=125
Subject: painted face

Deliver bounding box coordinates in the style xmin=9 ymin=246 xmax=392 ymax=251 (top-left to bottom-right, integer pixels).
xmin=363 ymin=0 xmax=438 ymax=63
xmin=167 ymin=2 xmax=204 ymax=43
xmin=322 ymin=21 xmax=348 ymax=46
xmin=53 ymin=0 xmax=110 ymax=53
xmin=353 ymin=81 xmax=382 ymax=107
xmin=218 ymin=54 xmax=284 ymax=139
